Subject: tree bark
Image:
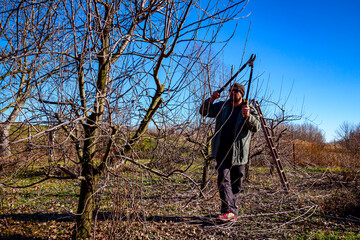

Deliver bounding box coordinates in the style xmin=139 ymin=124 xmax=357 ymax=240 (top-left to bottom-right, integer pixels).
xmin=201 ymin=157 xmax=212 ymax=192
xmin=0 ymin=101 xmax=24 ymax=157
xmin=200 ymin=132 xmax=212 ymax=192
xmin=74 ymin=166 xmax=98 ymax=239
xmin=74 ymin=123 xmax=99 ymax=239
xmin=0 ymin=123 xmax=11 ymax=157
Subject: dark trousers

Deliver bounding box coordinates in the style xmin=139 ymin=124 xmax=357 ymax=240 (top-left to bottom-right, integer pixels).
xmin=217 ymin=163 xmax=245 ymax=215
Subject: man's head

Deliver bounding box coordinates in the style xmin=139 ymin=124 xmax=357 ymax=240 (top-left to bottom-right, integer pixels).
xmin=229 ymin=83 xmax=245 ymax=104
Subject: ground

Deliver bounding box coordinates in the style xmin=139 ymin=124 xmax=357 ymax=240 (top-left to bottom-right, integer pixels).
xmin=1 ymin=165 xmax=359 ymax=239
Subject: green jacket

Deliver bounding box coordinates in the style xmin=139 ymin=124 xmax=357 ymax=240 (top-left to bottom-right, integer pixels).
xmin=199 ymin=98 xmax=261 ymax=166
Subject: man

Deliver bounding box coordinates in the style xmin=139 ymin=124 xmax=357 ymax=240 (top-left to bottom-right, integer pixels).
xmin=199 ymin=83 xmax=260 ymax=221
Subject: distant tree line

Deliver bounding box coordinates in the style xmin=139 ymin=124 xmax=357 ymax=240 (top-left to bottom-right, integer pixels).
xmin=282 ymin=121 xmax=360 ymax=157
xmin=287 ymin=123 xmax=325 ymax=144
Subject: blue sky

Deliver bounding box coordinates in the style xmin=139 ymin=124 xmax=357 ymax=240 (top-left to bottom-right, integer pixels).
xmin=221 ymin=0 xmax=360 ymax=142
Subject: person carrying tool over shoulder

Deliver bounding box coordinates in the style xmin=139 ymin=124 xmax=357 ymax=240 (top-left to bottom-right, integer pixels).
xmin=199 ymin=83 xmax=260 ymax=221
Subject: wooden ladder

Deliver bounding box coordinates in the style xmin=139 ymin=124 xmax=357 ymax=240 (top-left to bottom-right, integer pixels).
xmin=254 ymin=101 xmax=289 ymax=193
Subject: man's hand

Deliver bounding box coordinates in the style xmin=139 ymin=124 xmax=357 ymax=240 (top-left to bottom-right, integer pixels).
xmin=242 ymin=104 xmax=250 ymax=118
xmin=210 ymin=90 xmax=220 ymax=103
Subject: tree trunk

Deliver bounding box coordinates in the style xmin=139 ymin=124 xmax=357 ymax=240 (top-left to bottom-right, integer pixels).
xmin=0 ymin=123 xmax=11 ymax=157
xmin=201 ymin=157 xmax=211 ymax=191
xmin=74 ymin=164 xmax=98 ymax=239
xmin=0 ymin=101 xmax=25 ymax=157
xmin=200 ymin=132 xmax=212 ymax=192
xmin=74 ymin=123 xmax=99 ymax=239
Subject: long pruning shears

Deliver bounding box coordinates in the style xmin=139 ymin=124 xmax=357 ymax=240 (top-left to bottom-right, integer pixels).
xmin=217 ymin=54 xmax=257 ymax=97
xmin=244 ymin=54 xmax=256 ymax=101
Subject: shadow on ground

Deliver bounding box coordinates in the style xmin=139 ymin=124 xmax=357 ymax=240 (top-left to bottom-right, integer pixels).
xmin=0 ymin=211 xmax=219 ymax=227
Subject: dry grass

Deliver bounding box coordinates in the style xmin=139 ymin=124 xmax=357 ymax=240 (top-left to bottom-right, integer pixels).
xmin=293 ymin=140 xmax=360 ymax=169
xmin=1 ymin=134 xmax=359 ymax=239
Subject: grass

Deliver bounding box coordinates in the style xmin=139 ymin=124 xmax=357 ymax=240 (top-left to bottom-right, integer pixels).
xmin=1 ymin=162 xmax=359 ymax=239
xmin=293 ymin=229 xmax=360 ymax=240
xmin=305 ymin=166 xmax=344 ymax=173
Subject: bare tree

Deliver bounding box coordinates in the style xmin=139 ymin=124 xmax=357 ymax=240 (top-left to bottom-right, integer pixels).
xmin=1 ymin=0 xmax=249 ymax=238
xmin=348 ymin=123 xmax=360 ymax=157
xmin=0 ymin=0 xmax=60 ymax=157
xmin=336 ymin=121 xmax=360 ymax=156
xmin=183 ymin=48 xmax=231 ymax=193
xmin=243 ymin=94 xmax=304 ymax=175
xmin=336 ymin=121 xmax=354 ymax=149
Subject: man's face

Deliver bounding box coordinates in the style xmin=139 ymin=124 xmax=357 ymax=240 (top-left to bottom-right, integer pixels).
xmin=229 ymin=88 xmax=243 ymax=103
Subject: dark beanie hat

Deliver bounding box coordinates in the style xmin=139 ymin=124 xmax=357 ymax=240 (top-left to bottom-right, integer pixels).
xmin=230 ymin=83 xmax=245 ymax=96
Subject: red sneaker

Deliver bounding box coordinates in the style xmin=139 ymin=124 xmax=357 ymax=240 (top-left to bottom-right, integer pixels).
xmin=217 ymin=211 xmax=237 ymax=221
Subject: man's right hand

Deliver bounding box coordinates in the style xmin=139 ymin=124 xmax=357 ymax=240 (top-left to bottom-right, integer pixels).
xmin=210 ymin=90 xmax=221 ymax=103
